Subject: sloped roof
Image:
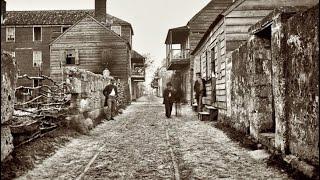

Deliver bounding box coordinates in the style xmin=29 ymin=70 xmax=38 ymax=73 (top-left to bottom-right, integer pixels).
xmin=50 ymin=15 xmax=131 ymax=49
xmin=4 ymin=10 xmax=133 ymax=34
xmin=131 ymin=50 xmax=145 ymax=60
xmin=187 ymin=0 xmax=234 ymax=32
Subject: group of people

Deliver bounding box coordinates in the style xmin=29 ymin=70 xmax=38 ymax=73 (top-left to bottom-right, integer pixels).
xmin=103 ymin=72 xmax=207 ymax=120
xmin=163 ymin=72 xmax=206 ymax=118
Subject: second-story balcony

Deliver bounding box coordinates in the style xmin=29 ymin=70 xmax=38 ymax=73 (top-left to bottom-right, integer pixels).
xmin=165 ymin=26 xmax=190 ymax=70
xmin=166 ymin=49 xmax=190 ymax=70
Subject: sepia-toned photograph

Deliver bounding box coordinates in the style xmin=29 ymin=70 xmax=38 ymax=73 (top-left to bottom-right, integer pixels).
xmin=1 ymin=0 xmax=319 ymax=179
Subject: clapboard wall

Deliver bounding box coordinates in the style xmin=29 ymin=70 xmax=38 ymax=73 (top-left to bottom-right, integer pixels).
xmin=50 ymin=16 xmax=131 ymax=82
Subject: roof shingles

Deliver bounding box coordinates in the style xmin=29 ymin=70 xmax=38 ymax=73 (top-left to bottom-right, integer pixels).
xmin=4 ymin=10 xmax=132 ymax=27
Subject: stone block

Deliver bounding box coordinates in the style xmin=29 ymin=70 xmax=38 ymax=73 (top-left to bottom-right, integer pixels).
xmin=1 ymin=126 xmax=14 ymax=162
xmin=1 ymin=52 xmax=17 ymax=124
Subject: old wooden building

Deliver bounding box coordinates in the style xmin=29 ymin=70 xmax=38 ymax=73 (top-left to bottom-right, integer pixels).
xmin=49 ymin=14 xmax=133 ymax=103
xmin=131 ymin=50 xmax=145 ymax=101
xmin=191 ymin=0 xmax=318 ymax=118
xmin=1 ymin=0 xmax=134 ymax=88
xmin=165 ymin=0 xmax=233 ymax=104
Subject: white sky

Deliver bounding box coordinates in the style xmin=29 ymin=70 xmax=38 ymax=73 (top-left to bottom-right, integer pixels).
xmin=6 ymin=0 xmax=210 ymax=66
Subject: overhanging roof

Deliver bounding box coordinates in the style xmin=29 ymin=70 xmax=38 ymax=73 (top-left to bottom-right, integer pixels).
xmin=165 ymin=26 xmax=190 ymax=44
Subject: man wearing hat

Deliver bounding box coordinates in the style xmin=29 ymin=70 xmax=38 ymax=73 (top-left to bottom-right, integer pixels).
xmin=194 ymin=72 xmax=206 ymax=112
xmin=103 ymin=78 xmax=118 ymax=120
xmin=163 ymin=82 xmax=175 ymax=118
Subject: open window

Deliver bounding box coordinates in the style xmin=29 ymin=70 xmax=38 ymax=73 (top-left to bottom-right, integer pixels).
xmin=6 ymin=27 xmax=15 ymax=42
xmin=61 ymin=26 xmax=70 ymax=33
xmin=65 ymin=49 xmax=79 ymax=65
xmin=33 ymin=26 xmax=42 ymax=41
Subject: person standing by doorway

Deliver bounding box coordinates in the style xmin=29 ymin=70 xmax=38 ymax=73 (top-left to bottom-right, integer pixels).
xmin=163 ymin=82 xmax=175 ymax=118
xmin=194 ymin=73 xmax=206 ymax=112
xmin=103 ymin=78 xmax=118 ymax=120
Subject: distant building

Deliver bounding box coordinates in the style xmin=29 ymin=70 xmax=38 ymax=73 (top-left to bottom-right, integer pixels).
xmin=1 ymin=0 xmax=145 ymax=103
xmin=1 ymin=0 xmax=134 ymax=87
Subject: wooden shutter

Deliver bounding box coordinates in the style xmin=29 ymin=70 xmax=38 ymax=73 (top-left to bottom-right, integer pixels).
xmin=102 ymin=48 xmax=112 ymax=68
xmin=60 ymin=50 xmax=66 ymax=68
xmin=217 ymin=38 xmax=222 ymax=79
xmin=75 ymin=49 xmax=80 ymax=65
xmin=207 ymin=50 xmax=211 ymax=79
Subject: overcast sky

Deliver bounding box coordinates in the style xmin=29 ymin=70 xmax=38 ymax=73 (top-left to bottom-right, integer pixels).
xmin=6 ymin=0 xmax=210 ymax=66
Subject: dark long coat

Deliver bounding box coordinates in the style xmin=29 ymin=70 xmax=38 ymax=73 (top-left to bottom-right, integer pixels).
xmin=103 ymin=84 xmax=118 ymax=106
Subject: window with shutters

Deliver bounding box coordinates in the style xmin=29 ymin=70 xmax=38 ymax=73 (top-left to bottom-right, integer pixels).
xmin=33 ymin=26 xmax=42 ymax=41
xmin=65 ymin=49 xmax=79 ymax=65
xmin=6 ymin=27 xmax=15 ymax=42
xmin=33 ymin=51 xmax=42 ymax=67
xmin=111 ymin=26 xmax=121 ymax=36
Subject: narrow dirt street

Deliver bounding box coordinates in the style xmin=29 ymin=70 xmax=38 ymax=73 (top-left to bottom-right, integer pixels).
xmin=17 ymin=95 xmax=290 ymax=180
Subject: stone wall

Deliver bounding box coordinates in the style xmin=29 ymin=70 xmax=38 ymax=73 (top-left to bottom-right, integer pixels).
xmin=230 ymin=44 xmax=250 ymax=133
xmin=284 ymin=5 xmax=319 ymax=165
xmin=1 ymin=51 xmax=17 ymax=162
xmin=247 ymin=35 xmax=274 ymax=139
xmin=63 ymin=67 xmax=128 ymax=134
xmin=229 ymin=5 xmax=319 ymax=166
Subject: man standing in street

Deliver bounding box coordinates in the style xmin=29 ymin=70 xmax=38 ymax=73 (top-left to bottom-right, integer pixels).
xmin=103 ymin=78 xmax=118 ymax=120
xmin=163 ymin=82 xmax=175 ymax=118
xmin=194 ymin=73 xmax=206 ymax=112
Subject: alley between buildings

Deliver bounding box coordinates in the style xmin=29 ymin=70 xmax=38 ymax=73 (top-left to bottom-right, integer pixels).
xmin=17 ymin=95 xmax=290 ymax=179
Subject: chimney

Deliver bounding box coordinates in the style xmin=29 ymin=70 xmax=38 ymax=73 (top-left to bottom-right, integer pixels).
xmin=1 ymin=0 xmax=6 ymax=24
xmin=95 ymin=0 xmax=107 ymax=23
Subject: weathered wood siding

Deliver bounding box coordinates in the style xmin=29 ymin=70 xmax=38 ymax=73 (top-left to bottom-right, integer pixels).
xmin=188 ymin=0 xmax=233 ymax=33
xmin=194 ymin=18 xmax=226 ymax=109
xmin=121 ymin=25 xmax=132 ymax=46
xmin=50 ymin=16 xmax=131 ymax=82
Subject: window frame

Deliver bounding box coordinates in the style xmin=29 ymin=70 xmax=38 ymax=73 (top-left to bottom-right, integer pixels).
xmin=61 ymin=26 xmax=70 ymax=33
xmin=6 ymin=27 xmax=15 ymax=42
xmin=111 ymin=25 xmax=122 ymax=36
xmin=33 ymin=51 xmax=42 ymax=67
xmin=33 ymin=26 xmax=42 ymax=42
xmin=33 ymin=79 xmax=39 ymax=88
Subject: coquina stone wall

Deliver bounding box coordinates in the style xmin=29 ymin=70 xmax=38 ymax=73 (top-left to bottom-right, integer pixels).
xmin=63 ymin=67 xmax=128 ymax=134
xmin=283 ymin=5 xmax=319 ymax=165
xmin=229 ymin=5 xmax=319 ymax=167
xmin=1 ymin=51 xmax=17 ymax=162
